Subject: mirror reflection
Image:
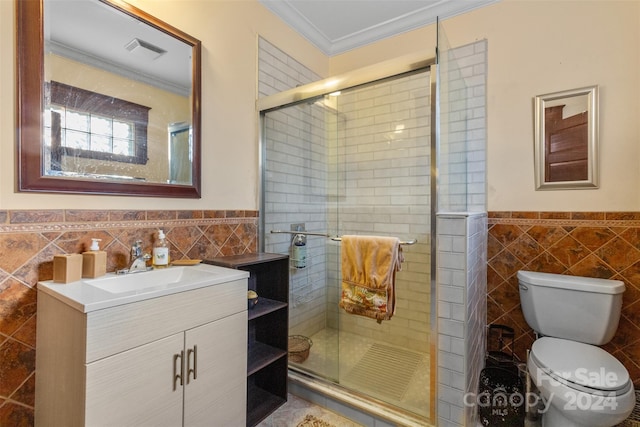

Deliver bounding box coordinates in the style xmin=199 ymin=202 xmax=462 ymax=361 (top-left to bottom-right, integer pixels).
xmin=534 ymin=86 xmax=598 ymax=190
xmin=543 ymin=94 xmax=589 ymax=182
xmin=16 ymin=0 xmax=201 ymax=197
xmin=44 ymin=0 xmax=193 ymax=185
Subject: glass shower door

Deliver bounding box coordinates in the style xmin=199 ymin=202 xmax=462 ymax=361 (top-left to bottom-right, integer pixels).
xmin=261 ymin=67 xmax=433 ymax=422
xmin=329 ymin=71 xmax=432 ymax=419
xmin=261 ymin=97 xmax=340 ymax=382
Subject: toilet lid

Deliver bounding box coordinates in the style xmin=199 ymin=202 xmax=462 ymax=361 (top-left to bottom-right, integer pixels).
xmin=531 ymin=337 xmax=630 ymax=393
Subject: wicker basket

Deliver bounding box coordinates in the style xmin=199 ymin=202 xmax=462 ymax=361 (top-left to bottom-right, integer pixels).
xmin=288 ymin=335 xmax=312 ymax=363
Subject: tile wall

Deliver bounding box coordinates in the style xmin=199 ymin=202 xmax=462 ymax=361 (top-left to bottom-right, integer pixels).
xmin=434 ymin=39 xmax=488 ymax=427
xmin=258 ymin=37 xmax=330 ymax=336
xmin=0 ymin=209 xmax=258 ymax=426
xmin=436 ymin=212 xmax=488 ymax=427
xmin=325 ymin=71 xmax=432 ymax=352
xmin=257 ymin=37 xmax=322 ymax=98
xmin=438 ymin=40 xmax=487 ymax=213
xmin=488 ymin=211 xmax=640 ymax=386
xmin=260 ymin=36 xmax=433 ymax=352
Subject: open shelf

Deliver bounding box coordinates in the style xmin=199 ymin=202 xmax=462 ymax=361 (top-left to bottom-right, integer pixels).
xmin=205 ymin=253 xmax=289 ymax=427
xmin=246 ymin=383 xmax=287 ymax=427
xmin=248 ymin=297 xmax=287 ymax=320
xmin=248 ymin=342 xmax=287 ymax=375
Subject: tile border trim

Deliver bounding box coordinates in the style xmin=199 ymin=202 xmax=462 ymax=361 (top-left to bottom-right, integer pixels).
xmin=0 ymin=217 xmax=256 ymax=234
xmin=488 ymin=218 xmax=640 ymax=227
xmin=0 ymin=210 xmax=258 ymax=234
xmin=488 ymin=211 xmax=640 ymax=228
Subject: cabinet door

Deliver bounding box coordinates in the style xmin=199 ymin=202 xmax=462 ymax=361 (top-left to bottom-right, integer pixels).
xmin=85 ymin=333 xmax=185 ymax=427
xmin=184 ymin=311 xmax=247 ymax=427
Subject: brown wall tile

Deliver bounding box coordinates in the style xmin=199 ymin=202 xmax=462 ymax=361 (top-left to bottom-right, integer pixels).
xmin=572 ymin=212 xmax=605 ymax=220
xmin=0 ymin=209 xmax=259 ymax=426
xmin=109 ymin=210 xmax=146 ymax=221
xmin=9 ymin=211 xmax=64 ymax=224
xmin=65 ymin=210 xmax=109 ymax=222
xmin=177 ymin=210 xmax=203 ymax=219
xmin=539 ymin=211 xmax=570 ymax=220
xmin=147 ymin=210 xmax=177 ymax=220
xmin=511 ymin=211 xmax=539 ymax=219
xmin=488 ymin=211 xmax=640 ymax=387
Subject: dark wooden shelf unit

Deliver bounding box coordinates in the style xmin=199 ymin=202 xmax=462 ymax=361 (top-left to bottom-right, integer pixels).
xmin=204 ymin=253 xmax=289 ymax=427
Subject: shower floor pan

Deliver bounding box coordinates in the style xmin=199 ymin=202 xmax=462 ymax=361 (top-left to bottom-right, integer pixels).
xmin=290 ymin=328 xmax=430 ymax=419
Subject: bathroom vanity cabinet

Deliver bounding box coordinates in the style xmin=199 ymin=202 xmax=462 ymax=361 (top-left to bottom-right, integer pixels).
xmin=205 ymin=253 xmax=289 ymax=427
xmin=35 ymin=265 xmax=249 ymax=427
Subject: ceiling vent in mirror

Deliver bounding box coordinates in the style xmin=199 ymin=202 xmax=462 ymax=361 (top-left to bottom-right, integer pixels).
xmin=124 ymin=38 xmax=166 ymax=60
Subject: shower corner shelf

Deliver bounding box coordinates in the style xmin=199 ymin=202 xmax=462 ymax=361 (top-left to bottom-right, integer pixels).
xmin=204 ymin=253 xmax=289 ymax=427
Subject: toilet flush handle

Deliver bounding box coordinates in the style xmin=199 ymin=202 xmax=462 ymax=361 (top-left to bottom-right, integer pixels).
xmin=519 ymin=284 xmax=529 ymax=291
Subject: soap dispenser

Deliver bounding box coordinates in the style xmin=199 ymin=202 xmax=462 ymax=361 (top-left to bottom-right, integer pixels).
xmin=152 ymin=230 xmax=170 ymax=269
xmin=82 ymin=238 xmax=107 ymax=278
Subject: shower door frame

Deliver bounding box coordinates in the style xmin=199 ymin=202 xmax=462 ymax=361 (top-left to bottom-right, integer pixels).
xmin=257 ymin=55 xmax=438 ymax=427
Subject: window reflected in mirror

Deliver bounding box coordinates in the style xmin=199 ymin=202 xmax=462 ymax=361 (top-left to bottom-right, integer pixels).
xmin=45 ymin=82 xmax=150 ymax=179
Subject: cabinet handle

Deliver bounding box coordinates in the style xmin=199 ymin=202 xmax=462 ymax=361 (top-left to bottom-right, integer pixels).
xmin=187 ymin=345 xmax=198 ymax=383
xmin=173 ymin=351 xmax=184 ymax=391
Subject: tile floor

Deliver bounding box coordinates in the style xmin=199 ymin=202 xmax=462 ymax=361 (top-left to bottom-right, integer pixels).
xmin=260 ymin=392 xmax=543 ymax=427
xmin=257 ymin=394 xmax=363 ymax=427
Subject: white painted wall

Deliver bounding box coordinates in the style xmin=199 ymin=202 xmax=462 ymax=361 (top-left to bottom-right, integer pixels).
xmin=330 ymin=0 xmax=640 ymax=212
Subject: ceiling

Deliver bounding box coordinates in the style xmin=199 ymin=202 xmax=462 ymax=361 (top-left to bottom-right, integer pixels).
xmin=46 ymin=0 xmax=193 ymax=96
xmin=47 ymin=0 xmax=498 ymax=93
xmin=259 ymin=0 xmax=498 ymax=56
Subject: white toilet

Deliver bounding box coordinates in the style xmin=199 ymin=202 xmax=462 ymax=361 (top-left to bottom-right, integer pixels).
xmin=518 ymin=270 xmax=636 ymax=427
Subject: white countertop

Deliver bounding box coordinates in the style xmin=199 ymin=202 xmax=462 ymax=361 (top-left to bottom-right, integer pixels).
xmin=37 ymin=263 xmax=249 ymax=313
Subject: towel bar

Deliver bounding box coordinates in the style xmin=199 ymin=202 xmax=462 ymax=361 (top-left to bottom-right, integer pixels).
xmin=331 ymin=237 xmax=417 ymax=246
xmin=270 ymin=230 xmax=417 ymax=246
xmin=270 ymin=230 xmax=329 ymax=237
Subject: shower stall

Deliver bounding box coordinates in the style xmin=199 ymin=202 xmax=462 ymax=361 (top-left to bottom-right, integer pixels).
xmin=261 ymin=66 xmax=432 ymax=422
xmin=257 ymin=29 xmax=486 ymax=427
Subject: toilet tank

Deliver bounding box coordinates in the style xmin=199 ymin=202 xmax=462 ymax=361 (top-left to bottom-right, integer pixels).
xmin=517 ymin=271 xmax=625 ymax=345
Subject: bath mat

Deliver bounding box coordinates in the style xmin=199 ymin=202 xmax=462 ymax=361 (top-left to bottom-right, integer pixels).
xmin=341 ymin=343 xmax=422 ymax=401
xmin=296 ymin=414 xmax=337 ymax=427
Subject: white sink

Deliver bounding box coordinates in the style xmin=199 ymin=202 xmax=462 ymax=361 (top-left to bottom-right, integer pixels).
xmin=84 ymin=266 xmax=215 ymax=295
xmin=38 ymin=263 xmax=249 ymax=313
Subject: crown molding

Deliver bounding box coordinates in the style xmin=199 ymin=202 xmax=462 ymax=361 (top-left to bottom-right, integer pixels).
xmin=260 ymin=0 xmax=499 ymax=56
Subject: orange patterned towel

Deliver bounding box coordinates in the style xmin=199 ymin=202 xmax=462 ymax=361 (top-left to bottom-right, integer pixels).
xmin=339 ymin=235 xmax=403 ymax=323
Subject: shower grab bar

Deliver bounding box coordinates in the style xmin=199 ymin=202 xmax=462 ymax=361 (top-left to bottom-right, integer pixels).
xmin=331 ymin=236 xmax=417 ymax=246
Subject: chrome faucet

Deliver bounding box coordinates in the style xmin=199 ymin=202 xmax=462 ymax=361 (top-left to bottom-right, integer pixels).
xmin=128 ymin=240 xmax=151 ymax=273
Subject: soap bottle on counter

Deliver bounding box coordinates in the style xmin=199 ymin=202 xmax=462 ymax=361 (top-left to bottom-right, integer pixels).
xmin=82 ymin=238 xmax=107 ymax=278
xmin=152 ymin=230 xmax=170 ymax=269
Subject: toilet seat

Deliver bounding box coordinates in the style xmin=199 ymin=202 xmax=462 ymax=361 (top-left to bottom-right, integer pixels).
xmin=530 ymin=337 xmax=631 ymax=396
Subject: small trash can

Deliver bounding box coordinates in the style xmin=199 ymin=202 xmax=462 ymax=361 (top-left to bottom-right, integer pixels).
xmin=478 ymin=366 xmax=525 ymax=426
xmin=478 ymin=325 xmax=525 ymax=427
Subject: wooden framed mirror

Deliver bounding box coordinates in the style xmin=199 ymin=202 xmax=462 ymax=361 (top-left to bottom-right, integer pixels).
xmin=17 ymin=0 xmax=202 ymax=197
xmin=534 ymin=85 xmax=598 ymax=190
